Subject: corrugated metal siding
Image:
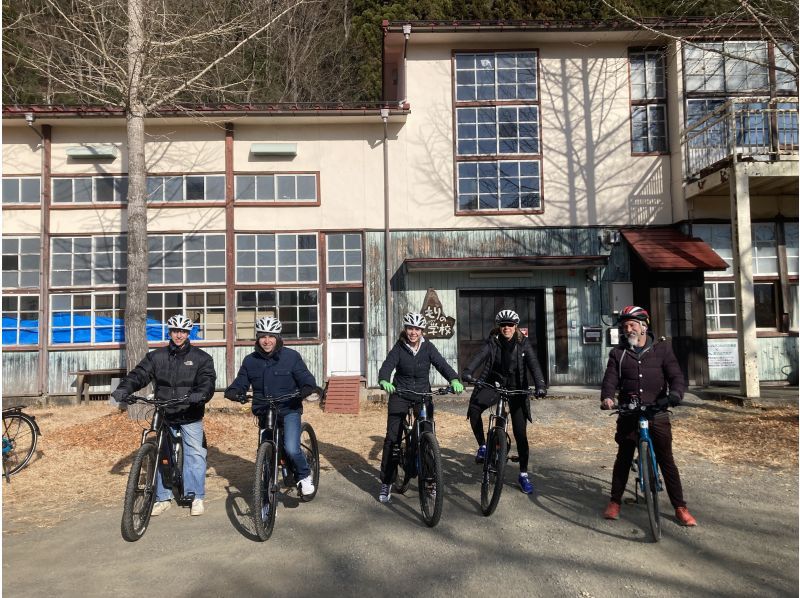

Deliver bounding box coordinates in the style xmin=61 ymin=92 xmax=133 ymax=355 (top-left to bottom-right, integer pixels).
xmin=2 ymin=352 xmax=39 ymax=396
xmin=708 ymin=337 xmax=798 ymax=383
xmin=232 ymin=344 xmax=324 ymax=387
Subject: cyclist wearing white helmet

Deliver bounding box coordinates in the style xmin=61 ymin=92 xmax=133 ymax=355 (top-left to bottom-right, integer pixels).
xmin=112 ymin=314 xmax=216 ymax=516
xmin=375 ymin=312 xmax=464 ymax=504
xmin=224 ymin=315 xmax=322 ymax=497
xmin=462 ymin=309 xmax=546 ymax=495
xmin=599 ymin=306 xmax=696 ymax=526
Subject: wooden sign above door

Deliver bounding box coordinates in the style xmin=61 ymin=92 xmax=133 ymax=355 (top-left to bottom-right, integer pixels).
xmin=421 ymin=288 xmax=456 ymax=339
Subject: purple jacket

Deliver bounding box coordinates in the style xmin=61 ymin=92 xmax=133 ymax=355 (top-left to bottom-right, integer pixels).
xmin=600 ymin=332 xmax=685 ymax=406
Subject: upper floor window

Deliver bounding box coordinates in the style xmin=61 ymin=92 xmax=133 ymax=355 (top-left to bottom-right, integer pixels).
xmin=235 ymin=233 xmax=317 ymax=283
xmin=53 ymin=176 xmax=129 ymax=203
xmin=776 ymin=43 xmax=799 ymax=92
xmin=326 ymin=234 xmax=362 ymax=283
xmin=2 ymin=295 xmax=39 ymax=345
xmin=148 ymin=234 xmax=225 ymax=285
xmin=752 ymin=223 xmax=778 ymax=275
xmin=3 ymin=237 xmax=40 ymax=288
xmin=147 ymin=175 xmax=225 ymax=202
xmin=684 ymin=42 xmax=769 ymax=93
xmin=235 ymin=174 xmax=317 ymax=202
xmin=454 ymin=51 xmax=542 ymax=213
xmin=629 ymin=50 xmax=668 ymax=153
xmin=2 ymin=177 xmax=40 ymax=204
xmin=693 ymin=223 xmax=733 ymax=276
xmin=51 ymin=235 xmax=127 ymax=287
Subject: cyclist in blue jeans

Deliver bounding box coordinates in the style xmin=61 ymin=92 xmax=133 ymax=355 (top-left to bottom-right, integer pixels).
xmin=224 ymin=316 xmax=321 ymax=497
xmin=112 ymin=314 xmax=217 ymax=517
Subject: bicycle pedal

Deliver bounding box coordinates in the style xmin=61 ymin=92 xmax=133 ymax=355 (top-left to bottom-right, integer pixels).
xmin=509 ymin=455 xmax=520 ymax=463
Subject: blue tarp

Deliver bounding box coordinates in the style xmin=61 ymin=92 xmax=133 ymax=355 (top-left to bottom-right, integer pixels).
xmin=2 ymin=314 xmax=201 ymax=345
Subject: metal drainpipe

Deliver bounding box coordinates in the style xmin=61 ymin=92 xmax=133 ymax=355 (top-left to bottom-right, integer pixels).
xmin=381 ymin=107 xmax=393 ymax=353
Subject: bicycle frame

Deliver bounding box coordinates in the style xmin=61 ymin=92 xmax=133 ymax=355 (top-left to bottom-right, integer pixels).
xmin=635 ymin=413 xmax=663 ymax=499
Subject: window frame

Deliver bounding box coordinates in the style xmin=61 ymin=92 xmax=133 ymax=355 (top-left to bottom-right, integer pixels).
xmin=50 ymin=235 xmax=127 ymax=288
xmin=2 ymin=294 xmax=40 ymax=346
xmin=147 ymin=233 xmax=226 ymax=286
xmin=146 ymin=174 xmax=225 ymax=203
xmin=2 ymin=236 xmax=41 ymax=289
xmin=234 ymin=288 xmax=319 ymax=340
xmin=629 ymin=48 xmax=669 ymax=155
xmin=2 ymin=176 xmax=41 ymax=205
xmin=147 ymin=289 xmax=225 ymax=342
xmin=326 ymin=233 xmax=364 ymax=284
xmin=234 ymin=172 xmax=320 ymax=205
xmin=50 ymin=291 xmax=126 ymax=345
xmin=51 ymin=175 xmax=129 ymax=205
xmin=235 ymin=233 xmax=318 ymax=284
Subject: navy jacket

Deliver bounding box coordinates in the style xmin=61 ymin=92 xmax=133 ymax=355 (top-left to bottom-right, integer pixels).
xmin=226 ymin=344 xmax=316 ymax=416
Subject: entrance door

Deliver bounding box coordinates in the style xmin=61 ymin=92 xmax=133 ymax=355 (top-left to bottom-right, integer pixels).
xmin=457 ymin=289 xmax=548 ymax=383
xmin=326 ymin=290 xmax=365 ymax=377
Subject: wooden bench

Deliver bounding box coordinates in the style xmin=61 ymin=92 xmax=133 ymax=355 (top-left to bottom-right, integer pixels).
xmin=70 ymin=368 xmax=127 ymax=403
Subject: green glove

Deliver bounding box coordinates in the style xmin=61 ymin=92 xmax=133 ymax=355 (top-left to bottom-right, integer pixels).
xmin=379 ymin=380 xmax=396 ymax=394
xmin=450 ymin=379 xmax=464 ymax=394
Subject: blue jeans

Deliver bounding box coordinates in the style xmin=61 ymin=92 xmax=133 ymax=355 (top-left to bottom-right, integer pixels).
xmin=156 ymin=419 xmax=206 ymax=502
xmin=281 ymin=410 xmax=310 ymax=480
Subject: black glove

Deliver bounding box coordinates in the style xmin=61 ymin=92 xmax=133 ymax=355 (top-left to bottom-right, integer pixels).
xmin=112 ymin=388 xmax=133 ymax=404
xmin=534 ymin=388 xmax=547 ymax=398
xmin=224 ymin=388 xmax=241 ymax=400
xmin=300 ymin=385 xmax=323 ymax=399
xmin=668 ymin=391 xmax=682 ymax=407
xmin=187 ymin=392 xmax=206 ymax=404
xmin=462 ymin=374 xmax=476 ymax=384
xmin=656 ymin=396 xmax=670 ymax=410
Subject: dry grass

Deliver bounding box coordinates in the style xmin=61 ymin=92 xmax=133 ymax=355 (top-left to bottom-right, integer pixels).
xmin=2 ymin=400 xmax=796 ymax=528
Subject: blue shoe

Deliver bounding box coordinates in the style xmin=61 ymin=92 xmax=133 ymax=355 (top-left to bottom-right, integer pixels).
xmin=519 ymin=473 xmax=534 ymax=494
xmin=475 ymin=445 xmax=486 ymax=463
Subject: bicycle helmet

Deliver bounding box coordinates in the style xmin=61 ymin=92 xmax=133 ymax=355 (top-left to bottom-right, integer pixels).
xmin=255 ymin=316 xmax=282 ymax=335
xmin=495 ymin=309 xmax=520 ymax=326
xmin=402 ymin=312 xmax=427 ymax=329
xmin=618 ymin=305 xmax=650 ymax=327
xmin=166 ymin=314 xmax=193 ymax=331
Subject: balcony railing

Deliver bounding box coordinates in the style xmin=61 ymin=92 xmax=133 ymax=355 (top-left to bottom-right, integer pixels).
xmin=681 ymin=97 xmax=799 ymax=181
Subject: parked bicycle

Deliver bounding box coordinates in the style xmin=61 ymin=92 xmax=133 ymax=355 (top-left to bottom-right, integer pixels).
xmin=609 ymin=396 xmax=665 ymax=542
xmin=469 ymin=380 xmax=532 ymax=516
xmin=234 ymin=392 xmax=320 ymax=541
xmin=120 ymin=395 xmax=198 ymax=542
xmin=2 ymin=406 xmax=41 ymax=482
xmin=391 ymin=386 xmax=453 ymax=527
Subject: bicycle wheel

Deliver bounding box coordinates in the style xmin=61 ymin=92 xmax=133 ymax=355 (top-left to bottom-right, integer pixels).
xmin=253 ymin=442 xmax=278 ymax=541
xmin=480 ymin=427 xmax=507 ymax=516
xmin=392 ymin=430 xmax=412 ymax=495
xmin=639 ymin=439 xmax=662 ymax=542
xmin=300 ymin=422 xmax=319 ymax=502
xmin=121 ymin=440 xmax=158 ymax=542
xmin=2 ymin=412 xmax=38 ymax=476
xmin=417 ymin=431 xmax=444 ymax=527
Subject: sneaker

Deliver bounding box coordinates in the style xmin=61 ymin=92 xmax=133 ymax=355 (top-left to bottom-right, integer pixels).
xmin=475 ymin=445 xmax=487 ymax=464
xmin=675 ymin=506 xmax=697 ymax=527
xmin=378 ymin=483 xmax=391 ymax=504
xmin=603 ymin=501 xmax=620 ymax=520
xmin=151 ymin=500 xmax=171 ymax=517
xmin=518 ymin=473 xmax=534 ymax=494
xmin=190 ymin=498 xmax=205 ymax=516
xmin=299 ymin=475 xmax=315 ymax=497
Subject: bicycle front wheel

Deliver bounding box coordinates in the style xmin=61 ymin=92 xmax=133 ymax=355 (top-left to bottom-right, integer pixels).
xmin=300 ymin=422 xmax=319 ymax=502
xmin=253 ymin=442 xmax=278 ymax=541
xmin=2 ymin=412 xmax=38 ymax=477
xmin=480 ymin=427 xmax=507 ymax=516
xmin=392 ymin=430 xmax=412 ymax=495
xmin=417 ymin=431 xmax=444 ymax=527
xmin=639 ymin=439 xmax=662 ymax=542
xmin=121 ymin=440 xmax=158 ymax=542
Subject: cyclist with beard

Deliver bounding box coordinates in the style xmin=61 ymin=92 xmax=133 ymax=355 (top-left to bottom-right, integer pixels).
xmin=599 ymin=305 xmax=697 ymax=527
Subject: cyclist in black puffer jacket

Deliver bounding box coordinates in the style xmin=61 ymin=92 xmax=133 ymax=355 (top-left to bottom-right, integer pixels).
xmin=112 ymin=314 xmax=216 ymax=517
xmin=376 ymin=312 xmax=464 ymax=504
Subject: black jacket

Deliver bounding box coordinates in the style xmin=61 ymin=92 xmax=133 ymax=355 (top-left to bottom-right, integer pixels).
xmin=600 ymin=332 xmax=686 ymax=407
xmin=378 ymin=335 xmax=458 ymax=414
xmin=116 ymin=341 xmax=217 ymax=424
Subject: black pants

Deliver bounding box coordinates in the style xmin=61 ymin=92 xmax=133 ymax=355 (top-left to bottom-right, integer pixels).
xmin=610 ymin=412 xmax=686 ymax=508
xmin=379 ymin=399 xmax=433 ymax=485
xmin=468 ymin=393 xmax=530 ymax=472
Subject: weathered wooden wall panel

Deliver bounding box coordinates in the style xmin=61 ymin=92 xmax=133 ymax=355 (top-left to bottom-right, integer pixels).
xmin=708 ymin=337 xmax=798 ymax=383
xmin=2 ymin=352 xmax=39 ymax=396
xmin=48 ymin=350 xmax=127 ymax=395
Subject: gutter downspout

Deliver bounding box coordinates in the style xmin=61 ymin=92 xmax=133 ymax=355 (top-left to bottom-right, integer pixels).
xmin=381 ymin=107 xmax=393 ymax=353
xmin=401 ymin=24 xmax=411 ymax=107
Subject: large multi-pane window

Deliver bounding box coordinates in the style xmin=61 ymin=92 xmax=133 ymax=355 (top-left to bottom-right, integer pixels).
xmin=51 ymin=236 xmax=127 ymax=287
xmin=148 ymin=234 xmax=225 ymax=285
xmin=147 ymin=290 xmax=225 ymax=341
xmin=2 ymin=177 xmax=40 ymax=204
xmin=692 ymin=224 xmax=733 ymax=276
xmin=235 ymin=289 xmax=318 ymax=340
xmin=629 ymin=50 xmax=668 ymax=153
xmin=685 ymin=42 xmax=770 ymax=93
xmin=235 ymin=174 xmax=317 ymax=202
xmin=752 ymin=223 xmax=778 ymax=275
xmin=3 ymin=237 xmax=40 ymax=288
xmin=454 ymin=51 xmax=542 ymax=212
xmin=52 ymin=176 xmax=129 ymax=203
xmin=327 ymin=234 xmax=362 ymax=283
xmin=235 ymin=233 xmax=317 ymax=283
xmin=330 ymin=290 xmax=364 ymax=339
xmin=2 ymin=295 xmax=39 ymax=345
xmin=51 ymin=292 xmax=125 ymax=344
xmin=147 ymin=175 xmax=225 ymax=202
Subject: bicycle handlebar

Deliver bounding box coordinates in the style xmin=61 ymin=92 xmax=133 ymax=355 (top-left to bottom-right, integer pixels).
xmin=607 ymin=401 xmax=667 ymax=416
xmin=231 ymin=391 xmax=307 ymax=405
xmin=125 ymin=395 xmax=187 ymax=407
xmin=393 ymin=386 xmax=455 ymax=400
xmin=468 ymin=379 xmax=532 ymax=396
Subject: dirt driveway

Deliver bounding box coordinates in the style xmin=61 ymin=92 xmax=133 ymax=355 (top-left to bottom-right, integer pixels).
xmin=3 ymin=393 xmax=798 ymax=597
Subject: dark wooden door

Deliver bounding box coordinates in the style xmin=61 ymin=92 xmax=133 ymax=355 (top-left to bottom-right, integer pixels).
xmin=456 ymin=289 xmax=548 ymax=383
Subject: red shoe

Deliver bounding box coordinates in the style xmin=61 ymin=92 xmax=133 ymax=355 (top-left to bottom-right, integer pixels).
xmin=675 ymin=506 xmax=697 ymax=527
xmin=603 ymin=501 xmax=620 ymax=520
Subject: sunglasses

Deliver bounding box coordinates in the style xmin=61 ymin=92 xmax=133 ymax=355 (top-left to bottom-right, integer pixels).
xmin=499 ymin=323 xmax=516 ymax=328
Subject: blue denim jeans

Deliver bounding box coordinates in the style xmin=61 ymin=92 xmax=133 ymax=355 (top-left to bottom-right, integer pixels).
xmin=156 ymin=419 xmax=206 ymax=502
xmin=281 ymin=410 xmax=310 ymax=480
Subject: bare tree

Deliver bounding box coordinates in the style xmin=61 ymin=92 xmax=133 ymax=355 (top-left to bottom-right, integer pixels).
xmin=4 ymin=0 xmax=309 ymax=372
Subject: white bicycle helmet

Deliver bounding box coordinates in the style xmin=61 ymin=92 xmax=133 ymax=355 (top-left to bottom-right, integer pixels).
xmin=255 ymin=316 xmax=282 ymax=335
xmin=495 ymin=309 xmax=520 ymax=326
xmin=402 ymin=312 xmax=427 ymax=329
xmin=166 ymin=314 xmax=193 ymax=331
